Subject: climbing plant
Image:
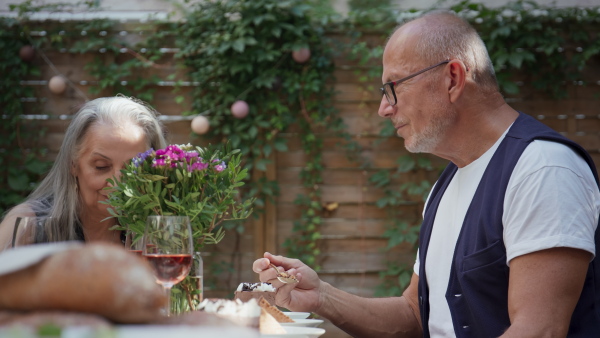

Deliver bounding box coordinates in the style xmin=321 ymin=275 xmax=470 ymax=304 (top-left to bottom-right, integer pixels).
xmin=2 ymin=0 xmax=600 ymax=298
xmin=176 ymin=0 xmax=350 ymax=268
xmin=346 ymin=0 xmax=600 ymax=296
xmin=4 ymin=0 xmax=351 ymax=270
xmin=0 ymin=16 xmax=51 ymax=216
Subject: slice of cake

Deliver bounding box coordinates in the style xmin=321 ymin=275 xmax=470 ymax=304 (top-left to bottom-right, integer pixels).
xmin=258 ymin=297 xmax=294 ymax=323
xmin=234 ymin=282 xmax=277 ymax=305
xmin=195 ymin=297 xmax=287 ymax=334
xmin=196 ymin=298 xmax=261 ymax=328
xmin=259 ymin=308 xmax=287 ymax=334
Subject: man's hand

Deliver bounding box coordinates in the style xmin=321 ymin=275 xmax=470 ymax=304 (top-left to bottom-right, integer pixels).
xmin=252 ymin=252 xmax=321 ymax=312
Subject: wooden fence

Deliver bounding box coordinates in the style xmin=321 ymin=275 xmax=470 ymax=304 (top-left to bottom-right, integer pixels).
xmin=15 ymin=26 xmax=600 ymax=337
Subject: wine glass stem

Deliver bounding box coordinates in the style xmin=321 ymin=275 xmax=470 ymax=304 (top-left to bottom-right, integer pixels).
xmin=164 ymin=285 xmax=172 ymax=317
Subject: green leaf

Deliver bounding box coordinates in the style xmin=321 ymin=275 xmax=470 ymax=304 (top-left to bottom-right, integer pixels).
xmin=232 ymin=39 xmax=245 ymax=52
xmin=8 ymin=173 xmax=29 ymax=191
xmin=501 ymin=81 xmax=520 ymax=95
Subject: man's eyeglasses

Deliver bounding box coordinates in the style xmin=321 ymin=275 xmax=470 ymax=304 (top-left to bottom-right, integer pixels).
xmin=380 ymin=60 xmax=450 ymax=106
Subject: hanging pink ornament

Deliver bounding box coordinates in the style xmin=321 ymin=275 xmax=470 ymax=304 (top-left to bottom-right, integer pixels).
xmin=230 ymin=100 xmax=249 ymax=119
xmin=48 ymin=75 xmax=67 ymax=95
xmin=191 ymin=115 xmax=210 ymax=134
xmin=292 ymin=48 xmax=311 ymax=64
xmin=19 ymin=45 xmax=35 ymax=62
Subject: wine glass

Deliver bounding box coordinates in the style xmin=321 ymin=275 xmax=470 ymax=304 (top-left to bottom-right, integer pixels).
xmin=142 ymin=216 xmax=193 ymax=316
xmin=124 ymin=229 xmax=144 ymax=256
xmin=12 ymin=217 xmax=51 ymax=248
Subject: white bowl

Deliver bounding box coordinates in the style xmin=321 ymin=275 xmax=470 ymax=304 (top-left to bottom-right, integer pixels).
xmin=283 ymin=312 xmax=311 ymax=320
xmin=281 ymin=319 xmax=324 ymax=328
xmin=262 ymin=326 xmax=325 ymax=338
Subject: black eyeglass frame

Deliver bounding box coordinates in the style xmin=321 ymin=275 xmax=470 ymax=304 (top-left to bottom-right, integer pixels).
xmin=380 ymin=60 xmax=450 ymax=106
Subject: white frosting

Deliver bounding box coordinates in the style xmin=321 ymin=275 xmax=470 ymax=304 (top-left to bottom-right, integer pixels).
xmin=198 ymin=298 xmax=261 ymax=318
xmin=236 ymin=282 xmax=276 ymax=292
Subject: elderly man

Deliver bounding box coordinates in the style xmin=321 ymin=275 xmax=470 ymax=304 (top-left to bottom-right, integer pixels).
xmin=253 ymin=10 xmax=600 ymax=338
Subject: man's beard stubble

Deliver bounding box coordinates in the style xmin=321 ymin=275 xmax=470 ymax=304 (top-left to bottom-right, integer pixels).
xmin=404 ymin=85 xmax=456 ymax=154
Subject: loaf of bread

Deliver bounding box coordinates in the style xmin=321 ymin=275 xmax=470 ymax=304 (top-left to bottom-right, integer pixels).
xmin=0 ymin=310 xmax=110 ymax=328
xmin=0 ymin=243 xmax=167 ymax=323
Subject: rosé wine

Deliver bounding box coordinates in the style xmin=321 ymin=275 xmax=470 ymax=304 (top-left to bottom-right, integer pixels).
xmin=145 ymin=254 xmax=192 ymax=286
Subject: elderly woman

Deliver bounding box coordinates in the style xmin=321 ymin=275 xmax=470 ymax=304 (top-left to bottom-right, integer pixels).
xmin=0 ymin=96 xmax=167 ymax=250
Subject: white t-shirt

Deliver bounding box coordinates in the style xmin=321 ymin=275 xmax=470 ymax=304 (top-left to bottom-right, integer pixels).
xmin=414 ymin=128 xmax=600 ymax=337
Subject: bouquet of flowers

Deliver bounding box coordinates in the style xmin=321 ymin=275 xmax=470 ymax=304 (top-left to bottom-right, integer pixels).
xmin=106 ymin=143 xmax=253 ymax=250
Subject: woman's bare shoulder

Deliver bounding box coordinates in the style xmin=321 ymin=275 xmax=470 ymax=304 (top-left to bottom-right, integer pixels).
xmin=0 ymin=204 xmax=36 ymax=250
xmin=2 ymin=204 xmax=36 ymax=221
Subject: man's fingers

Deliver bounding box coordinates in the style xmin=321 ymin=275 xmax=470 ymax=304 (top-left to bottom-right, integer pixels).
xmin=264 ymin=252 xmax=300 ymax=270
xmin=253 ymin=257 xmax=271 ymax=273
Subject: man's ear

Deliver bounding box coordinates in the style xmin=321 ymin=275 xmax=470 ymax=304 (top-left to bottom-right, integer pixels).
xmin=446 ymin=60 xmax=468 ymax=103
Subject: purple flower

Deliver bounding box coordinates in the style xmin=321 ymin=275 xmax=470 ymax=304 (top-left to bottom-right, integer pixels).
xmin=184 ymin=151 xmax=199 ymax=163
xmin=133 ymin=148 xmax=154 ymax=167
xmin=189 ymin=162 xmax=209 ymax=171
xmin=213 ymin=160 xmax=227 ymax=172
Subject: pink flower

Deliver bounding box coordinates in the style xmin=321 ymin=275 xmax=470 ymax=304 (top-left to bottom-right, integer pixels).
xmin=213 ymin=160 xmax=227 ymax=172
xmin=156 ymin=145 xmax=184 ymax=162
xmin=190 ymin=162 xmax=209 ymax=171
xmin=184 ymin=151 xmax=199 ymax=163
xmin=152 ymin=158 xmax=167 ymax=167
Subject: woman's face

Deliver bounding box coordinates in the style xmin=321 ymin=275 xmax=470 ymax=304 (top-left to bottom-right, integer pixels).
xmin=73 ymin=122 xmax=149 ymax=219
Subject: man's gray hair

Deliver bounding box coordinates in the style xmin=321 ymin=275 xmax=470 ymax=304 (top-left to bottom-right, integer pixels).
xmin=399 ymin=11 xmax=498 ymax=93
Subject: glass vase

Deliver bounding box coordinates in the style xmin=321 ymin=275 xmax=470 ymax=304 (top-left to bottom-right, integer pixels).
xmin=169 ymin=252 xmax=203 ymax=314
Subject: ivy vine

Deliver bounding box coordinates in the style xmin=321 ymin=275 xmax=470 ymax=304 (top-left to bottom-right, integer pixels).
xmin=2 ymin=0 xmax=600 ymax=298
xmin=176 ymin=0 xmax=351 ymax=269
xmin=2 ymin=0 xmax=351 ymax=275
xmin=0 ymin=16 xmax=50 ymax=216
xmin=346 ymin=0 xmax=600 ymax=296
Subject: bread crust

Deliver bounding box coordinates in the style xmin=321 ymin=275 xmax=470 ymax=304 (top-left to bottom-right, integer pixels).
xmin=0 ymin=243 xmax=167 ymax=323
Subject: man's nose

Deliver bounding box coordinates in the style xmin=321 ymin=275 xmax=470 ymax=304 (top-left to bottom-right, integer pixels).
xmin=378 ymin=95 xmax=393 ymax=118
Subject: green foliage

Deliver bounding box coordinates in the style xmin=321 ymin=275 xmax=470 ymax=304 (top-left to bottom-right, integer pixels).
xmin=452 ymin=0 xmax=600 ymax=98
xmin=4 ymin=0 xmax=600 ymax=299
xmin=350 ymin=0 xmax=600 ymax=296
xmin=374 ymin=262 xmax=412 ymax=297
xmin=106 ymin=144 xmax=253 ymax=250
xmin=0 ymin=17 xmax=52 ymax=216
xmin=176 ymin=0 xmax=346 ymax=267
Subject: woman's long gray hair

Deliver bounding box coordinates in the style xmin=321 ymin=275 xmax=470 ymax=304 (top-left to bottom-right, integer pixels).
xmin=23 ymin=96 xmax=168 ymax=242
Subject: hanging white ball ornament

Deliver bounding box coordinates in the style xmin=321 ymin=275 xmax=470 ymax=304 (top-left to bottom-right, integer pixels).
xmin=231 ymin=100 xmax=249 ymax=119
xmin=48 ymin=75 xmax=67 ymax=95
xmin=19 ymin=45 xmax=35 ymax=62
xmin=191 ymin=115 xmax=210 ymax=134
xmin=292 ymin=48 xmax=311 ymax=64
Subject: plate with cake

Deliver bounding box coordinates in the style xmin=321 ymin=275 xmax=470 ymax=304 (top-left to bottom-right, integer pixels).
xmin=283 ymin=312 xmax=311 ymax=320
xmin=261 ymin=326 xmax=326 ymax=338
xmin=235 ymin=282 xmax=277 ymax=305
xmin=196 ymin=296 xmax=325 ymax=337
xmin=280 ymin=319 xmax=324 ymax=328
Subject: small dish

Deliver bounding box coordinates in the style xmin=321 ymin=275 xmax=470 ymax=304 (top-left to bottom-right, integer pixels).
xmin=283 ymin=312 xmax=311 ymax=320
xmin=261 ymin=326 xmax=325 ymax=338
xmin=281 ymin=319 xmax=324 ymax=328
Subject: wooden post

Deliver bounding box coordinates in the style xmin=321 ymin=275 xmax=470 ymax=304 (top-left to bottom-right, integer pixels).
xmin=253 ymin=151 xmax=278 ymax=275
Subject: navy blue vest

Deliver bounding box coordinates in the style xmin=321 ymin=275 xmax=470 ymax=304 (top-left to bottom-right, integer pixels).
xmin=418 ymin=112 xmax=600 ymax=337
